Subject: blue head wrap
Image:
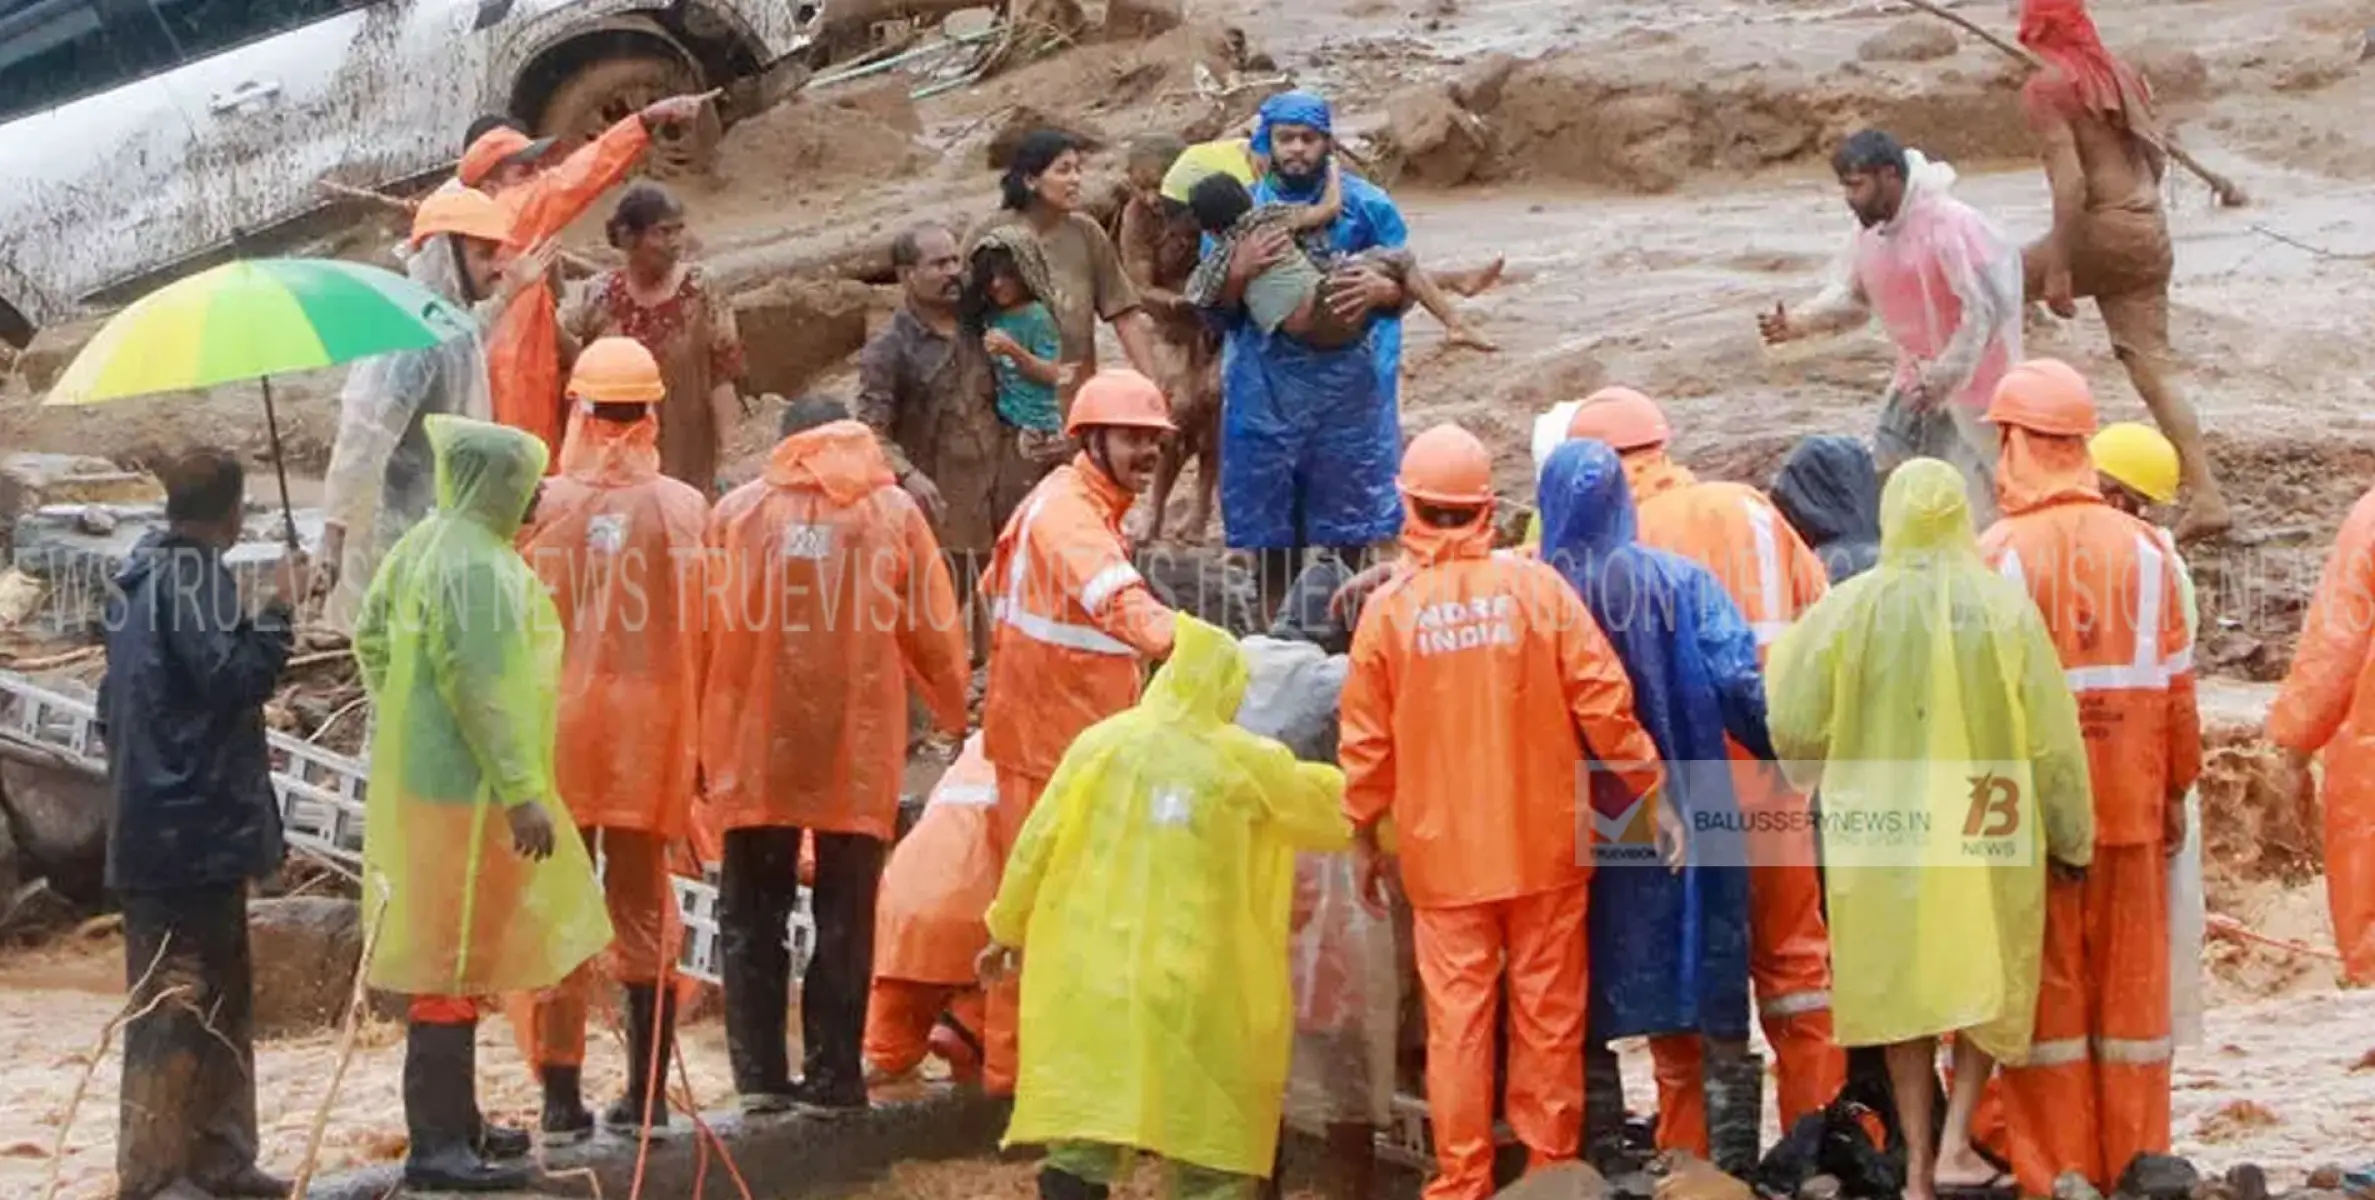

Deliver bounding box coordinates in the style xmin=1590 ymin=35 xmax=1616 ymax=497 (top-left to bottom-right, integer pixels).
xmin=1251 ymin=90 xmax=1333 ymax=157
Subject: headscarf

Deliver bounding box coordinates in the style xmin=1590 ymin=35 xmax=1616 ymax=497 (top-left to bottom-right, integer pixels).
xmin=1994 ymin=425 xmax=2103 ymax=517
xmin=2017 ymin=0 xmax=2154 ymax=125
xmin=1252 ymin=90 xmax=1333 ymax=158
xmin=971 ymin=221 xmax=1071 ymax=322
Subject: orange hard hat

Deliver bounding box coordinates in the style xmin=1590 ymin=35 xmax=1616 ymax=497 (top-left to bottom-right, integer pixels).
xmin=1566 ymin=386 xmax=1671 ymax=451
xmin=1398 ymin=423 xmax=1495 ymax=505
xmin=568 ymin=337 xmax=666 ymax=404
xmin=1986 ymin=357 xmax=2098 ymax=436
xmin=457 ymin=126 xmax=557 ymax=187
xmin=1064 ymin=369 xmax=1175 ymax=434
xmin=410 ymin=187 xmax=514 ymax=248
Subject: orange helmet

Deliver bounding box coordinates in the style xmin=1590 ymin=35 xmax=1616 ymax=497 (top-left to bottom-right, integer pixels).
xmin=1986 ymin=357 xmax=2098 ymax=436
xmin=1398 ymin=423 xmax=1495 ymax=505
xmin=457 ymin=126 xmax=556 ymax=187
xmin=410 ymin=187 xmax=514 ymax=248
xmin=1566 ymin=386 xmax=1671 ymax=451
xmin=1064 ymin=369 xmax=1175 ymax=435
xmin=568 ymin=337 xmax=666 ymax=404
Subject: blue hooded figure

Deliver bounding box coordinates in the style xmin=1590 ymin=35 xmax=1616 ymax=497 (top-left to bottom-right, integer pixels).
xmin=1213 ymin=89 xmax=1409 ymax=553
xmin=1540 ymin=438 xmax=1780 ymax=1169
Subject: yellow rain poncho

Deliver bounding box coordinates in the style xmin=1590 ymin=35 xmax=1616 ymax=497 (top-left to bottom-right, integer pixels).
xmin=1765 ymin=458 xmax=2091 ymax=1064
xmin=354 ymin=415 xmax=612 ymax=997
xmin=985 ymin=614 xmax=1352 ymax=1177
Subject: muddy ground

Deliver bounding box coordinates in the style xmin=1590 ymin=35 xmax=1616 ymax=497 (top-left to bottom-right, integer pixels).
xmin=6 ymin=0 xmax=2375 ymax=1189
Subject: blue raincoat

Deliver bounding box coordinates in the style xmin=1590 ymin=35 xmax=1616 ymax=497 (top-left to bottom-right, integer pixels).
xmin=1539 ymin=439 xmax=1773 ymax=1042
xmin=1216 ymin=90 xmax=1409 ymax=551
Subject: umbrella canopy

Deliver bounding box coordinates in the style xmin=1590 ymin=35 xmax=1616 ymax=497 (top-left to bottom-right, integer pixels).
xmin=44 ymin=257 xmax=472 ymax=406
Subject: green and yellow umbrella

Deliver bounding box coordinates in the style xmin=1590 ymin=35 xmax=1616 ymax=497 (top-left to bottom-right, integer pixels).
xmin=45 ymin=256 xmax=474 ymax=544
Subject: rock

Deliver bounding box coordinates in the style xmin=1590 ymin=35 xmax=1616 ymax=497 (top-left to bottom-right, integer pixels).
xmin=2126 ymin=42 xmax=2210 ymax=102
xmin=1384 ymin=83 xmax=1493 ymax=187
xmin=1102 ymin=0 xmax=1182 ymax=39
xmin=74 ymin=504 xmax=117 ymax=536
xmin=2119 ymin=1154 xmax=2202 ymax=1200
xmin=2308 ymin=1169 xmax=2346 ymax=1192
xmin=1656 ymin=1155 xmax=1753 ymax=1200
xmin=11 ymin=315 xmax=108 ymax=394
xmin=1451 ymin=51 xmax=1520 ymax=113
xmin=1858 ymin=19 xmax=1960 ymax=63
xmin=984 ymin=107 xmax=1110 ymax=171
xmin=1498 ymin=1162 xmax=1610 ymax=1200
xmin=2228 ymin=1164 xmax=2271 ymax=1200
xmin=0 ymin=758 xmax=109 ymax=903
xmin=1798 ymin=1176 xmax=1843 ymax=1200
xmin=248 ymin=897 xmax=363 ymax=1035
xmin=733 ymin=279 xmax=875 ymax=402
xmin=0 ymin=569 xmax=45 ymax=629
xmin=2056 ymin=1173 xmax=2108 ymax=1200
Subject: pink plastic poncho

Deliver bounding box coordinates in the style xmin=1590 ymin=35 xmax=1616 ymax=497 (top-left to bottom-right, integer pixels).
xmin=1803 ymin=151 xmax=2025 ymax=411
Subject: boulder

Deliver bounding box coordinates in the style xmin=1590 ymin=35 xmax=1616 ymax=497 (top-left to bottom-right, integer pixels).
xmin=734 ymin=279 xmax=875 ymax=401
xmin=1102 ymin=0 xmax=1183 ymax=40
xmin=11 ymin=315 xmax=109 ymax=395
xmin=248 ymin=897 xmax=363 ymax=1035
xmin=2226 ymin=1164 xmax=2270 ymax=1200
xmin=0 ymin=757 xmax=109 ymax=903
xmin=1384 ymin=83 xmax=1493 ymax=187
xmin=1499 ymin=1162 xmax=1610 ymax=1199
xmin=1857 ymin=20 xmax=1961 ymax=63
xmin=984 ymin=107 xmax=1110 ymax=171
xmin=1655 ymin=1156 xmax=1754 ymax=1200
xmin=2126 ymin=42 xmax=2211 ymax=102
xmin=2118 ymin=1154 xmax=2201 ymax=1200
xmin=1451 ymin=52 xmax=1521 ymax=113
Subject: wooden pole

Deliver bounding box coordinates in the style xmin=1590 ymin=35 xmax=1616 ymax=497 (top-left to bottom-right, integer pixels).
xmin=1894 ymin=0 xmax=2249 ymax=206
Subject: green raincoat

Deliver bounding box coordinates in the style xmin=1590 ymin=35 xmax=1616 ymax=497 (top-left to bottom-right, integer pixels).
xmin=986 ymin=614 xmax=1353 ymax=1177
xmin=1765 ymin=458 xmax=2092 ymax=1064
xmin=354 ymin=416 xmax=611 ymax=996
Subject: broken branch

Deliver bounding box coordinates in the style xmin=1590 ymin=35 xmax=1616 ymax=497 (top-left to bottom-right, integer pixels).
xmin=1893 ymin=0 xmax=2250 ymax=206
xmin=43 ymin=938 xmax=186 ymax=1200
xmin=290 ymin=885 xmax=390 ymax=1199
xmin=2248 ymin=222 xmax=2375 ymax=262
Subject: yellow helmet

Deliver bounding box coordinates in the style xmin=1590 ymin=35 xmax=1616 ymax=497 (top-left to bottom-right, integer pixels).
xmin=2089 ymin=421 xmax=2179 ymax=504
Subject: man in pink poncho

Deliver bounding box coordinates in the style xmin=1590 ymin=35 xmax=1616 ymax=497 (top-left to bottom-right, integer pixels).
xmin=1759 ymin=129 xmax=2024 ymax=526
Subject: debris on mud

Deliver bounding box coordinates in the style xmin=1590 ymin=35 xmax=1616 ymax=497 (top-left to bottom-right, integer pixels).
xmin=1857 ymin=21 xmax=1961 ymax=64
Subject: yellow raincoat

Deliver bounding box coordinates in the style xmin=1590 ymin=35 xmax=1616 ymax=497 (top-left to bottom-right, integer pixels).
xmin=355 ymin=416 xmax=612 ymax=996
xmin=985 ymin=614 xmax=1352 ymax=1177
xmin=1765 ymin=459 xmax=2091 ymax=1064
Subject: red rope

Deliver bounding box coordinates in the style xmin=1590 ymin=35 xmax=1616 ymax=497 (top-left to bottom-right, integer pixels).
xmin=626 ymin=899 xmax=753 ymax=1200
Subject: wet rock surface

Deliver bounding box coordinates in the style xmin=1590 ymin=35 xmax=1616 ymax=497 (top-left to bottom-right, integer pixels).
xmin=248 ymin=896 xmax=363 ymax=1036
xmin=0 ymin=757 xmax=108 ymax=903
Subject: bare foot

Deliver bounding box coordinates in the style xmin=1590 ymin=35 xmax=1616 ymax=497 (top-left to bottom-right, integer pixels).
xmin=1445 ymin=256 xmax=1507 ymax=298
xmin=1445 ymin=325 xmax=1500 ymax=352
xmin=2176 ymin=496 xmax=2234 ymax=544
xmin=1933 ymin=1145 xmax=2013 ymax=1196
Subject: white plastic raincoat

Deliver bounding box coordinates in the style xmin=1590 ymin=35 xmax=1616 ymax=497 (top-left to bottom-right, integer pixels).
xmin=354 ymin=416 xmax=612 ymax=996
xmin=1765 ymin=459 xmax=2092 ymax=1064
xmin=985 ymin=615 xmax=1354 ymax=1176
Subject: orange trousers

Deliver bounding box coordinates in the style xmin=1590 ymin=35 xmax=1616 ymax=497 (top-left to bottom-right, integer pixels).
xmin=1645 ymin=856 xmax=1844 ymax=1155
xmin=506 ymin=827 xmax=681 ymax=1070
xmin=1413 ymin=883 xmax=1588 ymax=1200
xmin=1999 ymin=845 xmax=2171 ymax=1194
xmin=983 ymin=768 xmax=1049 ymax=1097
xmin=864 ymin=978 xmax=986 ymax=1080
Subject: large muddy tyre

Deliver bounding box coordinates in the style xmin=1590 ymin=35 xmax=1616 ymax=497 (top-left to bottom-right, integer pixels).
xmin=538 ymin=54 xmax=721 ymax=181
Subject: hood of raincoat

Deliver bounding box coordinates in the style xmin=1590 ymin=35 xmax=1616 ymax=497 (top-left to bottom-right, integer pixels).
xmin=1139 ymin=613 xmax=1249 ymax=729
xmin=1886 ymin=149 xmax=1961 ymax=235
xmin=1538 ymin=439 xmax=1639 ymax=555
xmin=1995 ymin=425 xmax=2103 ymax=517
xmin=427 ymin=414 xmax=548 ymax=535
xmin=1624 ymin=448 xmax=1696 ymax=507
xmin=2019 ymin=0 xmax=2151 ymax=122
xmin=1771 ymin=435 xmax=1882 ymax=582
xmin=1067 ymin=450 xmax=1140 ymax=524
xmin=557 ymin=404 xmax=661 ymax=487
xmin=763 ymin=419 xmax=897 ymax=505
xmin=1880 ymin=456 xmax=1981 ymax=562
xmin=1396 ymin=495 xmax=1496 ymax=567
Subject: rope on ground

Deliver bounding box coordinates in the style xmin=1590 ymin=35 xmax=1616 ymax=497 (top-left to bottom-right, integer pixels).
xmin=42 ymin=936 xmax=186 ymax=1200
xmin=306 ymin=695 xmax=370 ymax=744
xmin=2247 ymin=223 xmax=2375 ymax=263
xmin=2206 ymin=913 xmax=2344 ymax=961
xmin=290 ymin=885 xmax=391 ymax=1199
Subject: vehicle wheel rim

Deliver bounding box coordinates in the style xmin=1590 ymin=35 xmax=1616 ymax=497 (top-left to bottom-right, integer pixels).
xmin=584 ymin=75 xmax=712 ymax=179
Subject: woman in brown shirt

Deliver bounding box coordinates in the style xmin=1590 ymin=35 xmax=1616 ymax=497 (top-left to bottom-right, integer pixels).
xmin=965 ymin=129 xmax=1165 ymax=422
xmin=563 ymin=183 xmax=746 ymax=493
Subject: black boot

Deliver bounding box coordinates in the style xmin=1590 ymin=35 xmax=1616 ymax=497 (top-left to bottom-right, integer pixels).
xmin=1706 ymin=1048 xmax=1767 ymax=1178
xmin=605 ymin=983 xmax=677 ymax=1131
xmin=540 ymin=1064 xmax=594 ymax=1145
xmin=1037 ymin=1166 xmax=1112 ymax=1200
xmin=403 ymin=1022 xmax=531 ymax=1192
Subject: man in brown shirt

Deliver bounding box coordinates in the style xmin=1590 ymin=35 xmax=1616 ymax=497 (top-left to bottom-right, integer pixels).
xmin=1116 ymin=133 xmax=1221 ymax=542
xmin=856 ymin=223 xmax=1033 ymax=574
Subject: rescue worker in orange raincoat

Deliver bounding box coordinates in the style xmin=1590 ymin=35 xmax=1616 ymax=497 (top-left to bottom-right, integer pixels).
xmin=864 ymin=733 xmax=1001 ymax=1085
xmin=459 ymin=92 xmax=713 ymax=461
xmin=1339 ymin=423 xmax=1665 ymax=1200
xmin=1980 ymin=358 xmax=2201 ymax=1195
xmin=2271 ymin=480 xmax=2375 ymax=989
xmin=700 ymin=395 xmax=971 ymax=1115
xmin=977 ymin=368 xmax=1182 ymax=1096
xmin=511 ymin=337 xmax=709 ymax=1142
xmin=1553 ymin=387 xmax=1846 ymax=1149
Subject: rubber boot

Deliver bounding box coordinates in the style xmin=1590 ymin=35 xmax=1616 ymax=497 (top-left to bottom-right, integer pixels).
xmin=539 ymin=1064 xmax=594 ymax=1145
xmin=403 ymin=1022 xmax=531 ymax=1192
xmin=722 ymin=898 xmax=795 ymax=1111
xmin=1585 ymin=1038 xmax=1634 ymax=1173
xmin=1707 ymin=1048 xmax=1767 ymax=1179
xmin=605 ymin=983 xmax=676 ymax=1132
xmin=1037 ymin=1166 xmax=1113 ymax=1200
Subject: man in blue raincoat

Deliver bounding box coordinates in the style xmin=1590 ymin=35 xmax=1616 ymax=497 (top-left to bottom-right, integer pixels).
xmin=1538 ymin=438 xmax=1778 ymax=1177
xmin=1210 ymin=90 xmax=1411 ymax=612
